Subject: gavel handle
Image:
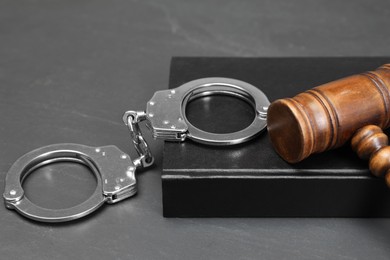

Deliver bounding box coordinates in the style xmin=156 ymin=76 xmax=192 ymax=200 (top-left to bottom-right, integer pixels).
xmin=351 ymin=125 xmax=390 ymax=187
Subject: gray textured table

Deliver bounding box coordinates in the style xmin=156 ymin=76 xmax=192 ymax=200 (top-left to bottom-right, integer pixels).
xmin=1 ymin=1 xmax=390 ymax=259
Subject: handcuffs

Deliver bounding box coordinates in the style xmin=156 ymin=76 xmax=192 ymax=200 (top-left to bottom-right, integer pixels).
xmin=3 ymin=78 xmax=270 ymax=222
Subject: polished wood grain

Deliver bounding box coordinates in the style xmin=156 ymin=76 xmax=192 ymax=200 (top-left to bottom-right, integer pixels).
xmin=351 ymin=125 xmax=390 ymax=186
xmin=351 ymin=125 xmax=388 ymax=160
xmin=268 ymin=64 xmax=390 ymax=163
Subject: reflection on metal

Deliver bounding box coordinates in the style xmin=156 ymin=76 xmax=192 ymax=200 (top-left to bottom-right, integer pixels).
xmin=123 ymin=77 xmax=270 ymax=164
xmin=3 ymin=144 xmax=137 ymax=222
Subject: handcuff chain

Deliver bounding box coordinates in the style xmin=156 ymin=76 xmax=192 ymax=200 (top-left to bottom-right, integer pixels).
xmin=123 ymin=111 xmax=154 ymax=169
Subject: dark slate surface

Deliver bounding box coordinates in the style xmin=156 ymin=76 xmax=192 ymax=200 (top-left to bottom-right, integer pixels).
xmin=1 ymin=0 xmax=390 ymax=259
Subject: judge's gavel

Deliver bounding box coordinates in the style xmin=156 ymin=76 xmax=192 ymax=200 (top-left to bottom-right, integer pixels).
xmin=267 ymin=64 xmax=390 ymax=186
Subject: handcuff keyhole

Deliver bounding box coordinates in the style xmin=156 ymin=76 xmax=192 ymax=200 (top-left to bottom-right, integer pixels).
xmin=22 ymin=162 xmax=97 ymax=210
xmin=185 ymin=95 xmax=255 ymax=134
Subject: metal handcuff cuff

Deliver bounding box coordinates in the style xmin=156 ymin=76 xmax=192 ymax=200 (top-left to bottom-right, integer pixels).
xmin=3 ymin=78 xmax=270 ymax=222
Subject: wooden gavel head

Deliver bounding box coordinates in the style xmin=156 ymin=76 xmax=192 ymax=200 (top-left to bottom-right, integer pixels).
xmin=267 ymin=64 xmax=390 ymax=163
